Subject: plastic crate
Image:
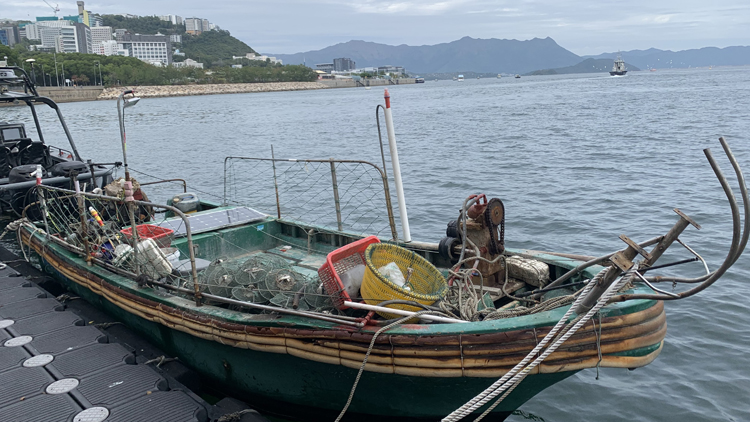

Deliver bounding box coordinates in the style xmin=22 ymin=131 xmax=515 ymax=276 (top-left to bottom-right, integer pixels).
xmin=318 ymin=236 xmax=380 ymax=310
xmin=121 ymin=224 xmax=175 ymax=248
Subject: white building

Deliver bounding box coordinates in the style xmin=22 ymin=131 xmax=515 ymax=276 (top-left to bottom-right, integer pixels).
xmin=22 ymin=24 xmax=42 ymax=41
xmin=173 ymin=58 xmax=203 ymax=69
xmin=233 ymin=53 xmax=282 ymax=65
xmin=158 ymin=15 xmax=183 ymax=25
xmin=37 ymin=20 xmax=74 ymax=28
xmin=97 ymin=40 xmax=128 ymax=56
xmin=55 ymin=28 xmax=77 ymax=53
xmin=40 ymin=27 xmax=61 ymax=49
xmin=90 ymin=26 xmax=112 ymax=54
xmin=184 ymin=18 xmax=202 ymax=34
xmin=55 ymin=24 xmax=92 ymax=54
xmin=90 ymin=26 xmax=112 ymax=45
xmin=119 ymin=33 xmax=171 ymax=65
xmin=169 ymin=34 xmax=181 ymax=43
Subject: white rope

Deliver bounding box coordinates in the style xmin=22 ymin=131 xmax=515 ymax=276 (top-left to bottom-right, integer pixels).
xmin=442 ymin=267 xmax=616 ymax=421
xmin=335 ymin=311 xmax=431 ymax=422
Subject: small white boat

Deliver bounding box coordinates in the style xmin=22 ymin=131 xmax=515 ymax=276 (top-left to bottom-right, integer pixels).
xmin=610 ymin=54 xmax=627 ymax=76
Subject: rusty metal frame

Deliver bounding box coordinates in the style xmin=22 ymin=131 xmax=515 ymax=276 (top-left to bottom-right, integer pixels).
xmin=140 ymin=178 xmax=188 ymax=193
xmin=222 ymin=156 xmax=398 ymax=240
xmin=30 ymin=184 xmax=204 ymax=306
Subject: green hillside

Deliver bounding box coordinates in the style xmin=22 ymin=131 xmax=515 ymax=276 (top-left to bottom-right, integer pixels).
xmin=181 ymin=30 xmax=255 ymax=67
xmin=101 ymin=15 xmax=184 ymax=35
xmin=100 ymin=15 xmax=256 ymax=66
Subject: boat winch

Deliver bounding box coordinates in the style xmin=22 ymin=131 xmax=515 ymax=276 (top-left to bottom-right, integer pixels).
xmin=439 ymin=194 xmax=506 ymax=286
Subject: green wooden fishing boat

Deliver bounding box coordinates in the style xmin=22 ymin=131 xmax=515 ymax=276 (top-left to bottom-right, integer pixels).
xmin=14 ymin=92 xmax=748 ymax=421
xmin=20 ymin=203 xmax=668 ymax=421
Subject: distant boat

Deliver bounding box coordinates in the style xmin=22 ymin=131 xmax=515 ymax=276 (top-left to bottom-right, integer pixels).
xmin=457 ymin=74 xmax=464 ymax=82
xmin=415 ymin=77 xmax=425 ymax=83
xmin=650 ymin=69 xmax=657 ymax=72
xmin=497 ymin=74 xmax=502 ymax=78
xmin=514 ymin=74 xmax=521 ymax=79
xmin=610 ymin=54 xmax=627 ymax=76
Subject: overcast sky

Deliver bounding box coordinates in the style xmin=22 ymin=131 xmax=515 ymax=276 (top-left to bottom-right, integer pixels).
xmin=5 ymin=0 xmax=750 ymax=55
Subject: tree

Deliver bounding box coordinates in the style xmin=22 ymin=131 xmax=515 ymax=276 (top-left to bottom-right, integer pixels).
xmin=71 ymin=74 xmax=90 ymax=85
xmin=0 ymin=44 xmax=20 ymax=66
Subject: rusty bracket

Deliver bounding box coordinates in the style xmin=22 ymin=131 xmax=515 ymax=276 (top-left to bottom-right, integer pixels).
xmin=674 ymin=208 xmax=701 ymax=230
xmin=610 ymin=251 xmax=635 ymax=272
xmin=619 ymin=235 xmax=653 ymax=261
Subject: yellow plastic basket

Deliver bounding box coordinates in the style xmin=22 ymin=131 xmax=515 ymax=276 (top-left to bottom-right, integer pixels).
xmin=361 ymin=243 xmax=447 ymax=319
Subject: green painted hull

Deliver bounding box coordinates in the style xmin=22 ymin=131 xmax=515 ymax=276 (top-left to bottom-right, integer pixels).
xmin=40 ymin=255 xmax=572 ymax=420
xmin=25 ymin=215 xmax=663 ymax=421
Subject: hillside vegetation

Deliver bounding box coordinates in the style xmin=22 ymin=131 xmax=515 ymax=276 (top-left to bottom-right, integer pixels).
xmin=100 ymin=15 xmax=256 ymax=66
xmin=101 ymin=15 xmax=184 ymax=35
xmin=2 ymin=46 xmax=316 ymax=86
xmin=181 ymin=30 xmax=255 ymax=67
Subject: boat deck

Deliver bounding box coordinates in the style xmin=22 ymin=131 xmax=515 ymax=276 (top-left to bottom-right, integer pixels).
xmin=0 ymin=264 xmax=212 ymax=422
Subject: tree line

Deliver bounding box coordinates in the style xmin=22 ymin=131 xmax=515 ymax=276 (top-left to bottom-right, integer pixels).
xmin=1 ymin=45 xmax=317 ymax=86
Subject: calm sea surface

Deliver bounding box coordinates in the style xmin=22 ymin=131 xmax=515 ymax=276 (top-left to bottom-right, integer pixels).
xmin=3 ymin=67 xmax=750 ymax=421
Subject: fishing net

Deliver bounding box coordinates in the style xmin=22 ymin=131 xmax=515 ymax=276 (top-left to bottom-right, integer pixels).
xmin=30 ymin=185 xmax=340 ymax=315
xmin=202 ymin=258 xmax=242 ymax=297
xmin=192 ymin=254 xmax=337 ymax=313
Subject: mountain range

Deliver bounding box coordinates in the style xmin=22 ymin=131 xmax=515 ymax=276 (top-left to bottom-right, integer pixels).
xmin=269 ymin=37 xmax=581 ymax=74
xmin=268 ymin=38 xmax=750 ymax=75
xmin=584 ymin=46 xmax=750 ymax=70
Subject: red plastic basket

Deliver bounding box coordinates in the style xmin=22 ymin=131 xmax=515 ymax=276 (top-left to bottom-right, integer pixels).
xmin=318 ymin=235 xmax=380 ymax=310
xmin=120 ymin=224 xmax=175 ymax=248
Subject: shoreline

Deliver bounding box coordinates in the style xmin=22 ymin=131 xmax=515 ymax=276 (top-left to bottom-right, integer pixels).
xmin=2 ymin=78 xmax=417 ymax=105
xmin=97 ymin=81 xmax=329 ymax=100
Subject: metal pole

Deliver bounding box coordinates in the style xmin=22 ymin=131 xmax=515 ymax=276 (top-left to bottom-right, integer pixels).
xmin=330 ymin=158 xmax=343 ymax=231
xmin=54 ymin=53 xmax=59 ymax=87
xmin=376 ymin=105 xmax=398 ymax=241
xmin=382 ymin=89 xmax=411 ymax=242
xmin=271 ymin=146 xmax=281 ymax=218
xmin=36 ymin=182 xmax=50 ymax=237
xmin=117 ymin=90 xmax=140 ymax=275
xmin=74 ymin=176 xmax=92 ymax=265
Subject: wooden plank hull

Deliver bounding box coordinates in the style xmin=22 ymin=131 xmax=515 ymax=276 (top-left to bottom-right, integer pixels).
xmin=22 ymin=228 xmax=665 ymax=420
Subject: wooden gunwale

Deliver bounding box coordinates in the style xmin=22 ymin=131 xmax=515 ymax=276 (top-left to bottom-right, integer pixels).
xmin=23 ymin=227 xmax=665 ymax=377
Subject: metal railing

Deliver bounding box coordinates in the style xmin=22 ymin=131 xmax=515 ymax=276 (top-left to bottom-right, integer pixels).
xmin=27 ymin=184 xmax=203 ymax=306
xmin=223 ymin=156 xmax=398 ymax=240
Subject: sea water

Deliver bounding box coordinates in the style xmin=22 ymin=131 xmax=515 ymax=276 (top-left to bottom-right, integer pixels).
xmin=3 ymin=66 xmax=750 ymax=421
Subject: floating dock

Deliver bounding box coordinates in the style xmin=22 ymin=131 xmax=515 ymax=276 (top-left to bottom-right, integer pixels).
xmin=0 ymin=249 xmax=266 ymax=422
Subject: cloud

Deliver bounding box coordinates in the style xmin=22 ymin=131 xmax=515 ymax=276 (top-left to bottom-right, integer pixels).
xmin=344 ymin=0 xmax=468 ymax=15
xmin=3 ymin=0 xmax=750 ymax=55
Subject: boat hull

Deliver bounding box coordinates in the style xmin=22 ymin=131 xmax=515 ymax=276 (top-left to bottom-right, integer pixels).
xmin=23 ymin=228 xmax=665 ymax=421
xmin=609 ymin=71 xmax=627 ymax=76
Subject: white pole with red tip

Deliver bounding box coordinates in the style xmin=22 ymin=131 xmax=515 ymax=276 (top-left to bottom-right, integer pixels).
xmin=383 ymin=89 xmax=411 ymax=242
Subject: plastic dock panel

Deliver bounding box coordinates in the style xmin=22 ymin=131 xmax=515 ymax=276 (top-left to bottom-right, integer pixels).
xmin=0 ymin=267 xmax=210 ymax=422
